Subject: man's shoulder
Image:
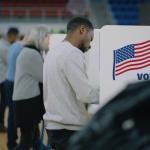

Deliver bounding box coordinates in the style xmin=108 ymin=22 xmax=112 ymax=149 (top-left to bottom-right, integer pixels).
xmin=48 ymin=41 xmax=84 ymax=61
xmin=51 ymin=41 xmax=64 ymax=50
xmin=18 ymin=48 xmax=41 ymax=63
xmin=9 ymin=42 xmax=22 ymax=53
xmin=10 ymin=42 xmax=22 ymax=49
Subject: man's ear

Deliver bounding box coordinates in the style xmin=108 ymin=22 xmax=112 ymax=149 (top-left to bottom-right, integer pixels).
xmin=79 ymin=25 xmax=86 ymax=34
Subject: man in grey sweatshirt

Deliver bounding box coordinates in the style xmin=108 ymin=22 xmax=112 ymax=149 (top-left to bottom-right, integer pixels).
xmin=43 ymin=17 xmax=99 ymax=150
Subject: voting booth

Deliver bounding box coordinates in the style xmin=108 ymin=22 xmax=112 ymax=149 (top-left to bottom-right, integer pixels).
xmin=100 ymin=25 xmax=150 ymax=107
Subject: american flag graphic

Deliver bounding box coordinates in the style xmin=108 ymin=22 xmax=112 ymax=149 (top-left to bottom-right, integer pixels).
xmin=113 ymin=40 xmax=150 ymax=80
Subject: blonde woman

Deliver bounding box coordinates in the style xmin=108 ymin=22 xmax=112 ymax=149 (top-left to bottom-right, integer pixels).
xmin=13 ymin=26 xmax=49 ymax=150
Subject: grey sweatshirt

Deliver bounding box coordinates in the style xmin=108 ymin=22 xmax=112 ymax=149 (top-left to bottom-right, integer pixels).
xmin=43 ymin=41 xmax=99 ymax=131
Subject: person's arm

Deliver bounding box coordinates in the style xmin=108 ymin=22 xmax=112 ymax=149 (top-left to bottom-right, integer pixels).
xmin=64 ymin=51 xmax=99 ymax=104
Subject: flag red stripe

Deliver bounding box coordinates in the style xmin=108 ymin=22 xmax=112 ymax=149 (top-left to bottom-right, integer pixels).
xmin=134 ymin=44 xmax=150 ymax=50
xmin=134 ymin=40 xmax=150 ymax=46
xmin=116 ymin=55 xmax=150 ymax=68
xmin=135 ymin=51 xmax=150 ymax=57
xmin=116 ymin=59 xmax=150 ymax=72
xmin=116 ymin=63 xmax=150 ymax=76
xmin=135 ymin=48 xmax=150 ymax=54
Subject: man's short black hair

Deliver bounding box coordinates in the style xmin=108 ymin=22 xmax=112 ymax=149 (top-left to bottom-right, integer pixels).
xmin=7 ymin=27 xmax=19 ymax=35
xmin=67 ymin=17 xmax=94 ymax=33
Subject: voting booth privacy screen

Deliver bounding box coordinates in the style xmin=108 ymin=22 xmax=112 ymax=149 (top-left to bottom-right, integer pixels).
xmin=100 ymin=25 xmax=150 ymax=107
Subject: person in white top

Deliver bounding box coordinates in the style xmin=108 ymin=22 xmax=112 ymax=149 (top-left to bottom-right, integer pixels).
xmin=43 ymin=17 xmax=99 ymax=150
xmin=0 ymin=28 xmax=19 ymax=136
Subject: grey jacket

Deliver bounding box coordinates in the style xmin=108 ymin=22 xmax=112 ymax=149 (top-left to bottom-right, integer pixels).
xmin=13 ymin=46 xmax=43 ymax=101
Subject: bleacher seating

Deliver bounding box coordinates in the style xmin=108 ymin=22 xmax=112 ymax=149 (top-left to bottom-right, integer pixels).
xmin=108 ymin=0 xmax=145 ymax=25
xmin=0 ymin=0 xmax=72 ymax=18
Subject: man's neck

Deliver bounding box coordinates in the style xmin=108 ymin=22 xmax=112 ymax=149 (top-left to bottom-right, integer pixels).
xmin=65 ymin=35 xmax=80 ymax=49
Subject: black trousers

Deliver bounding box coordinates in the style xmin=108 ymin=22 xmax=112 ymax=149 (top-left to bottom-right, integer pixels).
xmin=16 ymin=125 xmax=40 ymax=150
xmin=0 ymin=81 xmax=7 ymax=125
xmin=5 ymin=80 xmax=18 ymax=149
xmin=46 ymin=129 xmax=76 ymax=150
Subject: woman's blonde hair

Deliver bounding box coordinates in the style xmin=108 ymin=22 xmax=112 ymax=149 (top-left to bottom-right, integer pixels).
xmin=27 ymin=26 xmax=49 ymax=51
